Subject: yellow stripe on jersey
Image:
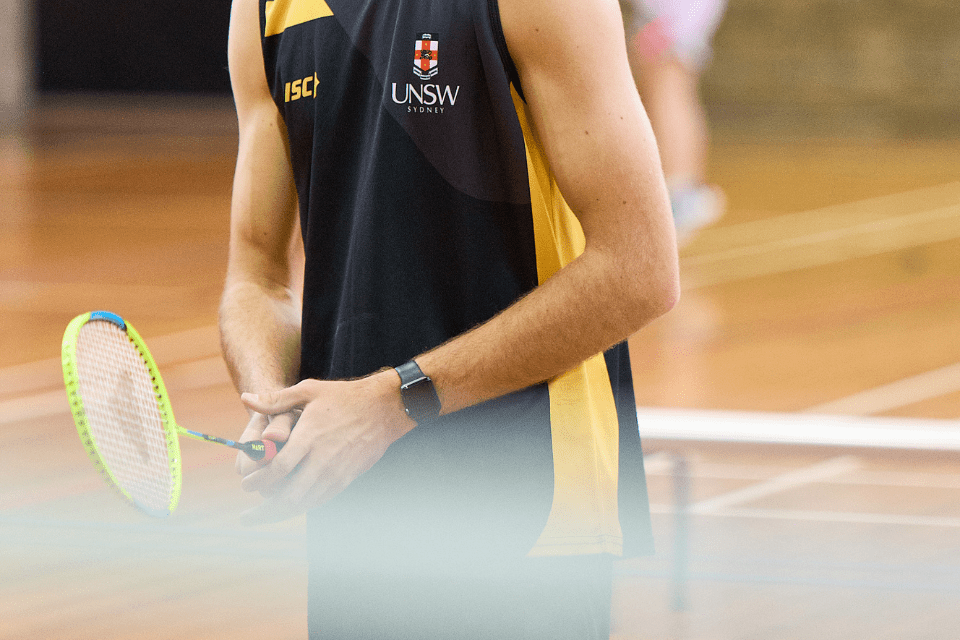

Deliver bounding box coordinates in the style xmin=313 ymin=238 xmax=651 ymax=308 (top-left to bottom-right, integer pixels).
xmin=264 ymin=0 xmax=334 ymax=37
xmin=511 ymin=86 xmax=624 ymax=557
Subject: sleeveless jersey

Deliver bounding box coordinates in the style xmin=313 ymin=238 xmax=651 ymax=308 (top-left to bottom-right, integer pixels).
xmin=259 ymin=0 xmax=654 ymax=559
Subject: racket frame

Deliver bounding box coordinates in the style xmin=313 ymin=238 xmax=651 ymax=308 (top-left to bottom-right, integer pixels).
xmin=62 ymin=310 xmax=183 ymax=517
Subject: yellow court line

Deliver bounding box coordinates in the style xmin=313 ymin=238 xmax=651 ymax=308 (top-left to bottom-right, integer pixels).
xmin=681 ymin=182 xmax=960 ymax=289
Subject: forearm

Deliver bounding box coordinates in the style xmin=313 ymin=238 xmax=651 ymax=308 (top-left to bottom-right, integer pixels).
xmin=417 ymin=240 xmax=677 ymax=415
xmin=220 ymin=89 xmax=302 ymax=395
xmin=417 ymin=11 xmax=678 ymax=414
xmin=219 ymin=277 xmax=302 ymax=395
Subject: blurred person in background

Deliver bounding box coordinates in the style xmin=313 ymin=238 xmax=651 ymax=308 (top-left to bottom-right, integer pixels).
xmin=620 ymin=0 xmax=729 ymax=245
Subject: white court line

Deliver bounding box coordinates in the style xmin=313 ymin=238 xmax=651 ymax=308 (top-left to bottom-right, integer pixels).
xmin=690 ymin=507 xmax=960 ymax=529
xmin=640 ymin=409 xmax=960 ymax=530
xmin=806 ymin=362 xmax=960 ymax=416
xmin=832 ymin=470 xmax=960 ymax=490
xmin=692 ymin=182 xmax=960 ymax=247
xmin=648 ymin=503 xmax=960 ymax=528
xmin=0 ymin=355 xmax=231 ymax=426
xmin=0 ymin=324 xmax=221 ymax=400
xmin=646 ymin=461 xmax=960 ymax=490
xmin=681 ymin=182 xmax=960 ymax=289
xmin=640 ymin=451 xmax=674 ymax=474
xmin=688 ymin=456 xmax=861 ymax=515
xmin=0 ymin=389 xmax=72 ymax=427
xmin=637 ymin=407 xmax=960 ymax=451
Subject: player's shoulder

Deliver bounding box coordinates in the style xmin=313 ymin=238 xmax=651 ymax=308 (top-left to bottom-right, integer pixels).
xmin=496 ymin=0 xmax=629 ymax=76
xmin=228 ymin=0 xmax=274 ymax=115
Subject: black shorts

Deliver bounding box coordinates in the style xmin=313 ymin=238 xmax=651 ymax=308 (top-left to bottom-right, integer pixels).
xmin=308 ymin=554 xmax=615 ymax=640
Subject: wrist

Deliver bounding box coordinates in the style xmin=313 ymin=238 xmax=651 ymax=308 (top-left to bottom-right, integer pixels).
xmin=367 ymin=368 xmax=417 ymax=438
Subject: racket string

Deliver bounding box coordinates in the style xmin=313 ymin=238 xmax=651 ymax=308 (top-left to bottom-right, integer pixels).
xmin=76 ymin=321 xmax=175 ymax=514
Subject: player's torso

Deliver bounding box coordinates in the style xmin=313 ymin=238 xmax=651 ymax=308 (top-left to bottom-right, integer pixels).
xmin=258 ymin=0 xmax=655 ymax=561
xmin=259 ymin=0 xmax=539 ymax=380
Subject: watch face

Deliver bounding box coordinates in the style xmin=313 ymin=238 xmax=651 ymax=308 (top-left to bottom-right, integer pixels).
xmin=400 ymin=376 xmax=440 ymax=422
xmin=396 ymin=361 xmax=441 ymax=423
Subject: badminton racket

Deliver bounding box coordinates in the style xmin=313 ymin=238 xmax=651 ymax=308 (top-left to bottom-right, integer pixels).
xmin=62 ymin=310 xmax=283 ymax=517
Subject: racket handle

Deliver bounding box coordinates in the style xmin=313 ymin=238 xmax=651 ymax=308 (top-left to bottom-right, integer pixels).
xmin=245 ymin=438 xmax=284 ymax=462
xmin=182 ymin=429 xmax=284 ymax=462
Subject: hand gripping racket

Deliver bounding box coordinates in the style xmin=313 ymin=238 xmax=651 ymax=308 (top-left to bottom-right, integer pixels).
xmin=61 ymin=311 xmax=283 ymax=517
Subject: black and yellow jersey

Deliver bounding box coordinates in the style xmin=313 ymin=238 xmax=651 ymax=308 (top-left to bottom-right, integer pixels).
xmin=259 ymin=0 xmax=654 ymax=559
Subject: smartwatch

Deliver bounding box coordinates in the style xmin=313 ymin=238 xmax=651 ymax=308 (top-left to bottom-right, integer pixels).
xmin=394 ymin=360 xmax=441 ymax=424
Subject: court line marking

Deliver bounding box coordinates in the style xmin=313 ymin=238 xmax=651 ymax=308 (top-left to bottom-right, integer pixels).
xmin=696 ymin=181 xmax=960 ymax=245
xmin=647 ymin=461 xmax=960 ymax=489
xmin=0 ymin=450 xmax=248 ymax=511
xmin=645 ymin=505 xmax=960 ymax=529
xmin=832 ymin=470 xmax=960 ymax=490
xmin=686 ymin=456 xmax=861 ymax=514
xmin=618 ymin=566 xmax=960 ymax=593
xmin=0 ymin=324 xmax=221 ymax=400
xmin=805 ymin=361 xmax=960 ymax=416
xmin=639 ymin=451 xmax=674 ymax=474
xmin=637 ymin=407 xmax=960 ymax=451
xmin=0 ymin=355 xmax=230 ymax=426
xmin=681 ymin=181 xmax=960 ymax=289
xmin=0 ymin=279 xmax=202 ymax=308
xmin=0 ymin=514 xmax=305 ymax=542
xmin=0 ymin=389 xmax=72 ymax=426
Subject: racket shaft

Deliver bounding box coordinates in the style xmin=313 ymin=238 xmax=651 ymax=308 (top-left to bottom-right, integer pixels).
xmin=183 ymin=429 xmax=283 ymax=461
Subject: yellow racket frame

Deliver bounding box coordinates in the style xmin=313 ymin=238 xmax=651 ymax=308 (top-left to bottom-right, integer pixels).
xmin=62 ymin=311 xmax=183 ymax=517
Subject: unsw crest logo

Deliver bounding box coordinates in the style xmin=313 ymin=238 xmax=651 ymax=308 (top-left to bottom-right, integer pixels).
xmin=413 ymin=33 xmax=439 ymax=80
xmin=391 ymin=32 xmax=460 ymax=115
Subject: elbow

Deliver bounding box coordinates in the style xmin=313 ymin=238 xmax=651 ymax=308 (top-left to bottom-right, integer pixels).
xmin=621 ymin=258 xmax=681 ymax=330
xmin=653 ymin=274 xmax=681 ymax=318
xmin=579 ymin=238 xmax=681 ymax=338
xmin=642 ymin=269 xmax=681 ymax=321
xmin=638 ymin=225 xmax=682 ymax=321
xmin=658 ymin=261 xmax=682 ymax=315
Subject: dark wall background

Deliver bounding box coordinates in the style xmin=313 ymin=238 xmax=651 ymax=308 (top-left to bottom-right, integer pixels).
xmin=33 ymin=0 xmax=960 ymax=136
xmin=37 ymin=0 xmax=232 ymax=93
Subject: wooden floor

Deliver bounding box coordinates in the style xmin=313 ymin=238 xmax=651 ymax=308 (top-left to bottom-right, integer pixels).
xmin=1 ymin=100 xmax=959 ymax=639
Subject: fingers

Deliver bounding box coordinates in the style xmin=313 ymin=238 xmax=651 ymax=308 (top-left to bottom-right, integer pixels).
xmin=234 ymin=374 xmax=401 ymax=525
xmin=259 ymin=408 xmax=300 ymax=445
xmin=235 ymin=413 xmax=268 ymax=475
xmin=238 ymin=464 xmax=350 ymax=526
xmin=241 ymin=380 xmax=315 ymax=416
xmin=239 ymin=424 xmax=379 ymax=517
xmin=236 ymin=381 xmax=311 ymax=476
xmin=235 ymin=410 xmax=299 ymax=477
xmin=238 ymin=483 xmax=339 ymax=525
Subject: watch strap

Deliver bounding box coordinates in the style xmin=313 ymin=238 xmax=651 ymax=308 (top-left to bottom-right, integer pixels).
xmin=394 ymin=360 xmax=441 ymax=424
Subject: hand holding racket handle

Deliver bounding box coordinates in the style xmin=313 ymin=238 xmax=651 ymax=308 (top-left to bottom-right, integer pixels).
xmin=183 ymin=430 xmax=284 ymax=462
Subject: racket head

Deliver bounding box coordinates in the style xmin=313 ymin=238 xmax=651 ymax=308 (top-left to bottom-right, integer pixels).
xmin=62 ymin=311 xmax=183 ymax=517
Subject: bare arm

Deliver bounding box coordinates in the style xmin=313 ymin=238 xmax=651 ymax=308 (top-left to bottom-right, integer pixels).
xmin=220 ymin=0 xmax=301 ymax=395
xmin=416 ymin=0 xmax=679 ymax=410
xmin=219 ymin=0 xmax=303 ymax=468
xmin=235 ymin=0 xmax=679 ymax=521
